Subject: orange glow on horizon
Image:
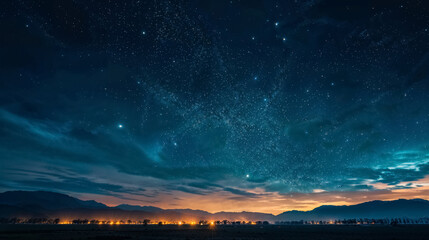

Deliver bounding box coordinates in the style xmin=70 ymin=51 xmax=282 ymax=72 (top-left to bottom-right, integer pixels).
xmin=76 ymin=175 xmax=429 ymax=215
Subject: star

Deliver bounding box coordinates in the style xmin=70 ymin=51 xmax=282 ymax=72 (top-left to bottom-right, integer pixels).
xmin=2 ymin=0 xmax=427 ymax=216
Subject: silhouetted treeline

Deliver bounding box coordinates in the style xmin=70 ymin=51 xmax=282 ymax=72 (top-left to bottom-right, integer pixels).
xmin=2 ymin=217 xmax=429 ymax=225
xmin=0 ymin=218 xmax=60 ymax=224
xmin=275 ymin=217 xmax=429 ymax=225
xmin=0 ymin=218 xmax=270 ymax=225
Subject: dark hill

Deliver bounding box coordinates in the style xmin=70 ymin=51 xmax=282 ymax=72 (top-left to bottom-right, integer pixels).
xmin=1 ymin=191 xmax=429 ymax=222
xmin=0 ymin=191 xmax=107 ymax=210
xmin=276 ymin=199 xmax=429 ymax=221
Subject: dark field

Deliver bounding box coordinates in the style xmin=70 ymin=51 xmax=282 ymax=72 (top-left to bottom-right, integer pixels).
xmin=1 ymin=225 xmax=429 ymax=240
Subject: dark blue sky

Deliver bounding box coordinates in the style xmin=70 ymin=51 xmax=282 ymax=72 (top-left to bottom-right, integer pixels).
xmin=1 ymin=0 xmax=429 ymax=213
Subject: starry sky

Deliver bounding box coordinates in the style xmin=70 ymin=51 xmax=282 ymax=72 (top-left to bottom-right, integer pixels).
xmin=1 ymin=0 xmax=429 ymax=214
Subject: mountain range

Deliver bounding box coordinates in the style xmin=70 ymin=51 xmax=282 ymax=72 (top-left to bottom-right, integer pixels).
xmin=1 ymin=191 xmax=429 ymax=222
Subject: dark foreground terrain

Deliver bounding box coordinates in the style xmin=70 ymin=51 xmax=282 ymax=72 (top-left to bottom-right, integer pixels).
xmin=1 ymin=224 xmax=429 ymax=240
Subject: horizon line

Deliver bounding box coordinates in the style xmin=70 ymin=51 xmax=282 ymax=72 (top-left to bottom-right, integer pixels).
xmin=1 ymin=190 xmax=428 ymax=216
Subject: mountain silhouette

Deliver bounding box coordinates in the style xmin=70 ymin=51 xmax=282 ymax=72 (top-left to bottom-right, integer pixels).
xmin=0 ymin=191 xmax=107 ymax=210
xmin=115 ymin=204 xmax=163 ymax=212
xmin=276 ymin=199 xmax=429 ymax=221
xmin=1 ymin=191 xmax=429 ymax=222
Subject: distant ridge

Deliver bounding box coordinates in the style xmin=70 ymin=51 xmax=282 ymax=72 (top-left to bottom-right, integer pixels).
xmin=0 ymin=191 xmax=107 ymax=210
xmin=276 ymin=199 xmax=429 ymax=221
xmin=1 ymin=191 xmax=429 ymax=222
xmin=115 ymin=204 xmax=163 ymax=212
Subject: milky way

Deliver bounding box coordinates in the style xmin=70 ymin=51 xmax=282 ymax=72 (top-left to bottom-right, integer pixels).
xmin=1 ymin=0 xmax=429 ymax=213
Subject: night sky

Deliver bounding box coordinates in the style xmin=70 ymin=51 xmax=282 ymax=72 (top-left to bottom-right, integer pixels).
xmin=1 ymin=0 xmax=429 ymax=214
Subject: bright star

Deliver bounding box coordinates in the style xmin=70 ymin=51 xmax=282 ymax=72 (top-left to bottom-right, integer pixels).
xmin=142 ymin=31 xmax=146 ymax=35
xmin=118 ymin=124 xmax=123 ymax=128
xmin=246 ymin=174 xmax=250 ymax=178
xmin=275 ymin=22 xmax=279 ymax=26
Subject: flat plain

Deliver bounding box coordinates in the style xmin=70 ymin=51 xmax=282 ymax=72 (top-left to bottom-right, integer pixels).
xmin=1 ymin=224 xmax=429 ymax=240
